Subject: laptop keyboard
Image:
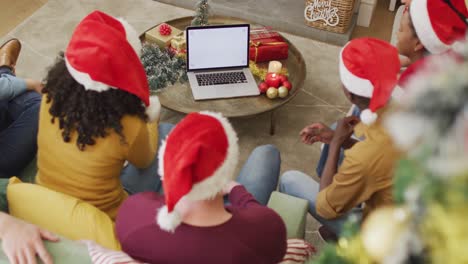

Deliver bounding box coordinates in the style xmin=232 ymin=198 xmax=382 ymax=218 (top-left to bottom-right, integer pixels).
xmin=196 ymin=72 xmax=247 ymax=86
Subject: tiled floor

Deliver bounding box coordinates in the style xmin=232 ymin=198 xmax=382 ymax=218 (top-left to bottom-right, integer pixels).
xmin=0 ymin=0 xmax=398 ymax=256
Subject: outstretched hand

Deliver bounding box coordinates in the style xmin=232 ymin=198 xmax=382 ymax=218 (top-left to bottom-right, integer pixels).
xmin=0 ymin=213 xmax=59 ymax=264
xmin=299 ymin=123 xmax=334 ymax=145
xmin=331 ymin=116 xmax=360 ymax=146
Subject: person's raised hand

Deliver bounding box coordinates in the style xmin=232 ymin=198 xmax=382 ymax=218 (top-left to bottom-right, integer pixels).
xmin=0 ymin=214 xmax=59 ymax=264
xmin=299 ymin=123 xmax=334 ymax=145
xmin=331 ymin=116 xmax=360 ymax=146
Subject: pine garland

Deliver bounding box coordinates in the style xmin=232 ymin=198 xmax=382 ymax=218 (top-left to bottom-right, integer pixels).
xmin=191 ymin=0 xmax=210 ymax=26
xmin=140 ymin=44 xmax=187 ymax=92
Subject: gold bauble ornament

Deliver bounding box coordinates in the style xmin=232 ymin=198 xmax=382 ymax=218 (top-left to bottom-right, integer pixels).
xmin=361 ymin=206 xmax=410 ymax=262
xmin=266 ymin=87 xmax=278 ymax=99
xmin=278 ymin=86 xmax=289 ymax=98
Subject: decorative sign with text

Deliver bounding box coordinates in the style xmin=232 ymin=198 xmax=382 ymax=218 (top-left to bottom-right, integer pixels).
xmin=304 ymin=0 xmax=340 ymax=27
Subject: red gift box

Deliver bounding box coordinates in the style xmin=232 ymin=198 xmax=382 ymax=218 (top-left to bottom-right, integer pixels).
xmin=250 ymin=27 xmax=283 ymax=42
xmin=249 ymin=37 xmax=289 ymax=63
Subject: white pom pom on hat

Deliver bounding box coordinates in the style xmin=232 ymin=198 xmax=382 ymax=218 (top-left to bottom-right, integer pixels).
xmin=360 ymin=109 xmax=378 ymax=125
xmin=156 ymin=205 xmax=182 ymax=232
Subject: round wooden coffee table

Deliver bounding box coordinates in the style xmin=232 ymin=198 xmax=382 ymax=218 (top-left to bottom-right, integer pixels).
xmin=142 ymin=16 xmax=306 ymax=134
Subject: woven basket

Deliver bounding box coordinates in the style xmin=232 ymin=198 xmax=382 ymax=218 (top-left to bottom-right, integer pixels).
xmin=304 ymin=0 xmax=355 ymax=34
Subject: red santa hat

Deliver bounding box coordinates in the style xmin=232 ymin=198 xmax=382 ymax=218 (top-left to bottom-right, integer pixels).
xmin=410 ymin=0 xmax=468 ymax=54
xmin=156 ymin=111 xmax=239 ymax=232
xmin=339 ymin=38 xmax=401 ymax=125
xmin=65 ymin=10 xmax=160 ymax=121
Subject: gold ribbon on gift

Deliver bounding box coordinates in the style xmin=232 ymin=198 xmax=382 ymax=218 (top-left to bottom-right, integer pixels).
xmin=249 ymin=40 xmax=287 ymax=63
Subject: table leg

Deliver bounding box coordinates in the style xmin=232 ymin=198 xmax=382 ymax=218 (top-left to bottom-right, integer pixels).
xmin=270 ymin=111 xmax=276 ymax=135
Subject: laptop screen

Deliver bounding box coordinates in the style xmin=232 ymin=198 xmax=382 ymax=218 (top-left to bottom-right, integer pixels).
xmin=187 ymin=24 xmax=249 ymax=71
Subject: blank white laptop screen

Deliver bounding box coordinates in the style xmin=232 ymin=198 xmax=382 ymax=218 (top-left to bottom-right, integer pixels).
xmin=187 ymin=25 xmax=249 ymax=71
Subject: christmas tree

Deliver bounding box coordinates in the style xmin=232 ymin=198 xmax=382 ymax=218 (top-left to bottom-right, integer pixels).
xmin=313 ymin=40 xmax=468 ymax=264
xmin=140 ymin=43 xmax=187 ymax=92
xmin=191 ymin=0 xmax=210 ymax=26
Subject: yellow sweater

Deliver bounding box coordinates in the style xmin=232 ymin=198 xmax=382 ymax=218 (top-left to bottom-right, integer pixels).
xmin=36 ymin=97 xmax=159 ymax=220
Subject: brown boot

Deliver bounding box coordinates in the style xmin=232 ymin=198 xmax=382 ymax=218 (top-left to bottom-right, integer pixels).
xmin=318 ymin=225 xmax=338 ymax=242
xmin=0 ymin=39 xmax=21 ymax=70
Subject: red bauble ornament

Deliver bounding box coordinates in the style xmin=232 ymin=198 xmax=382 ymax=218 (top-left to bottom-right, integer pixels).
xmin=258 ymin=82 xmax=269 ymax=93
xmin=278 ymin=74 xmax=288 ymax=83
xmin=265 ymin=73 xmax=281 ymax=88
xmin=159 ymin=24 xmax=172 ymax=36
xmin=282 ymin=81 xmax=292 ymax=91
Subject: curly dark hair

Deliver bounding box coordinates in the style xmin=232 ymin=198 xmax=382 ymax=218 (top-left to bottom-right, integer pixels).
xmin=43 ymin=53 xmax=148 ymax=151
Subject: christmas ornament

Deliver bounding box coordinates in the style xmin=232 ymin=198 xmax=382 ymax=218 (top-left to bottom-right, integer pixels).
xmin=278 ymin=86 xmax=289 ymax=98
xmin=265 ymin=73 xmax=281 ymax=88
xmin=249 ymin=60 xmax=289 ymax=81
xmin=361 ymin=206 xmax=410 ymax=262
xmin=278 ymin=74 xmax=288 ymax=83
xmin=282 ymin=80 xmax=292 ymax=90
xmin=159 ymin=23 xmax=172 ymax=36
xmin=258 ymin=82 xmax=269 ymax=93
xmin=266 ymin=87 xmax=278 ymax=99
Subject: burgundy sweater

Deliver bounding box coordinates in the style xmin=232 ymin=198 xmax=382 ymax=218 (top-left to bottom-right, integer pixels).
xmin=115 ymin=186 xmax=287 ymax=264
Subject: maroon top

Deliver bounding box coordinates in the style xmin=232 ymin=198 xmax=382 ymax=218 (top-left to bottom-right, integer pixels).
xmin=115 ymin=186 xmax=287 ymax=264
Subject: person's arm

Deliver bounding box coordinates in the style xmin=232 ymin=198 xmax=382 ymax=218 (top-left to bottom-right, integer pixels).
xmin=320 ymin=116 xmax=359 ymax=191
xmin=316 ymin=153 xmax=368 ymax=219
xmin=0 ymin=76 xmax=43 ymax=101
xmin=0 ymin=212 xmax=59 ymax=264
xmin=126 ymin=120 xmax=159 ymax=168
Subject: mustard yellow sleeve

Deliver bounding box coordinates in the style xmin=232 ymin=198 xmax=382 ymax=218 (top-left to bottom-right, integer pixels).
xmin=316 ymin=153 xmax=370 ymax=219
xmin=126 ymin=120 xmax=159 ymax=168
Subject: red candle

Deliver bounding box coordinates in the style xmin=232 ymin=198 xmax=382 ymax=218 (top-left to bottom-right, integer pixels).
xmin=265 ymin=73 xmax=281 ymax=88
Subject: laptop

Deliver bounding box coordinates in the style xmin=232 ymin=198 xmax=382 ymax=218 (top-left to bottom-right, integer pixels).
xmin=186 ymin=24 xmax=260 ymax=100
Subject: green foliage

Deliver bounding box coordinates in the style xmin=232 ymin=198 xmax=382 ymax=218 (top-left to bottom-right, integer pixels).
xmin=313 ymin=244 xmax=350 ymax=264
xmin=191 ymin=0 xmax=210 ymax=26
xmin=340 ymin=215 xmax=361 ymax=239
xmin=140 ymin=44 xmax=187 ymax=92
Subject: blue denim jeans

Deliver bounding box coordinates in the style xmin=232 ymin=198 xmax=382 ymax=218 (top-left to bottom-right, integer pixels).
xmin=121 ymin=123 xmax=281 ymax=206
xmin=0 ymin=67 xmax=41 ymax=177
xmin=279 ymin=170 xmax=362 ymax=234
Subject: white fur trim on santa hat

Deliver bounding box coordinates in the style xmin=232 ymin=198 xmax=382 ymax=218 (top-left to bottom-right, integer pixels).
xmin=117 ymin=18 xmax=142 ymax=56
xmin=64 ymin=57 xmax=112 ymax=92
xmin=410 ymin=0 xmax=451 ymax=54
xmin=360 ymin=109 xmax=378 ymax=125
xmin=157 ymin=205 xmax=182 ymax=232
xmin=157 ymin=139 xmax=167 ymax=180
xmin=146 ymin=95 xmax=161 ymax=122
xmin=185 ymin=111 xmax=239 ymax=201
xmin=339 ymin=48 xmax=374 ymax=98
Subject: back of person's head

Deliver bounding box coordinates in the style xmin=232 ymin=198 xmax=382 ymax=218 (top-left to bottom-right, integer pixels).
xmin=339 ymin=38 xmax=401 ymax=125
xmin=409 ymin=0 xmax=467 ymax=54
xmin=43 ymin=10 xmax=160 ymax=150
xmin=156 ymin=112 xmax=239 ymax=232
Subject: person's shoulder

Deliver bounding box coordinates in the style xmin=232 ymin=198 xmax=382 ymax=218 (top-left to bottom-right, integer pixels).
xmin=233 ymin=205 xmax=285 ymax=231
xmin=118 ymin=192 xmax=163 ymax=216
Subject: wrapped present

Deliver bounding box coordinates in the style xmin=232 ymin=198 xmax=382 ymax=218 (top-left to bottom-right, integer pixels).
xmin=249 ymin=37 xmax=289 ymax=63
xmin=168 ymin=46 xmax=187 ymax=60
xmin=170 ymin=32 xmax=186 ymax=50
xmin=250 ymin=26 xmax=283 ymax=42
xmin=145 ymin=23 xmax=182 ymax=48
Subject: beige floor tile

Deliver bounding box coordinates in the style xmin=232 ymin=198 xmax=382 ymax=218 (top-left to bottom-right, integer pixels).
xmin=0 ymin=0 xmax=48 ymax=38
